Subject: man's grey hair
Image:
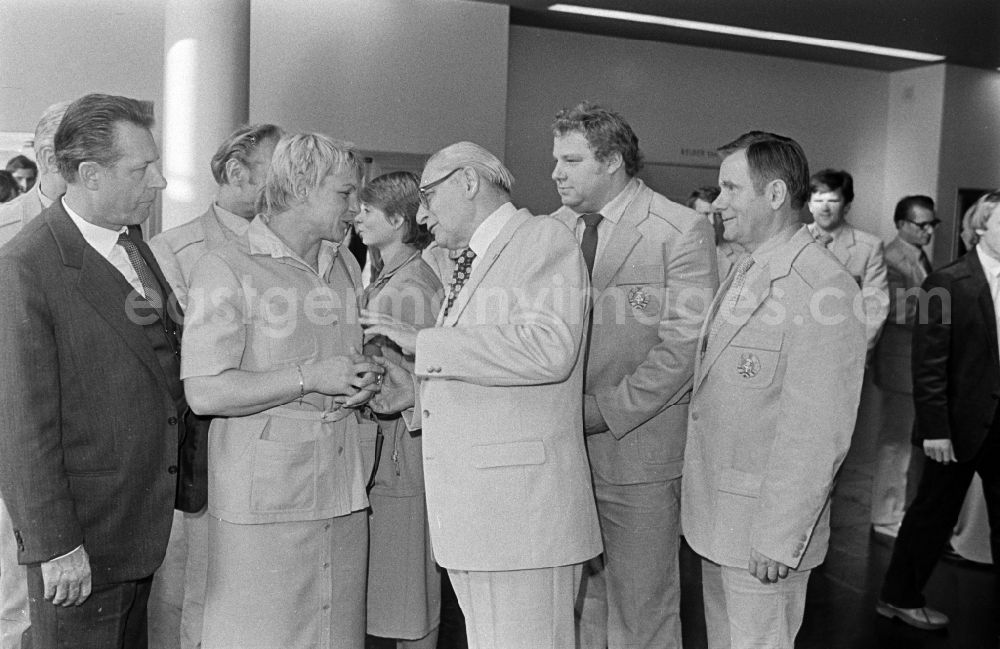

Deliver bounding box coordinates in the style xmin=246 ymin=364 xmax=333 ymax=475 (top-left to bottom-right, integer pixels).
xmin=34 ymin=101 xmax=72 ymax=156
xmin=426 ymin=141 xmax=514 ymax=193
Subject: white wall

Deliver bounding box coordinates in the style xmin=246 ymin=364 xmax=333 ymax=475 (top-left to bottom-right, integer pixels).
xmin=880 ymin=65 xmax=945 ymax=247
xmin=0 ymin=0 xmax=166 ymax=133
xmin=249 ymin=0 xmax=510 ymax=159
xmin=935 ymin=65 xmax=1000 ymax=261
xmin=506 ymin=25 xmax=890 ymax=234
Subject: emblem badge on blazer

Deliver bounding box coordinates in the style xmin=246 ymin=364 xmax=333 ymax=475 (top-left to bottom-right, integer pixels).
xmin=627 ymin=286 xmax=650 ymax=311
xmin=736 ymin=352 xmax=760 ymax=378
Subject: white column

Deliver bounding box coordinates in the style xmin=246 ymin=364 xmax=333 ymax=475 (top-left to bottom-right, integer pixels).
xmin=159 ymin=0 xmax=251 ymax=233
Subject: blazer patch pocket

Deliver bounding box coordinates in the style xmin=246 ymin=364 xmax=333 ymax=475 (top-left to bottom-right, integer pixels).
xmin=718 ymin=467 xmax=763 ymax=497
xmin=471 ymin=440 xmax=546 ymax=469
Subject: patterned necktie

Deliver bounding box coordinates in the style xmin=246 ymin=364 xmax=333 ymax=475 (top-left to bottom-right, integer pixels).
xmin=580 ymin=213 xmax=603 ymax=276
xmin=709 ymin=255 xmax=755 ymax=344
xmin=117 ymin=232 xmax=162 ymax=311
xmin=442 ymin=248 xmax=476 ymax=318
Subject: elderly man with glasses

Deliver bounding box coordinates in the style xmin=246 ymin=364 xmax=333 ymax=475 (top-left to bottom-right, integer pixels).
xmin=871 ymin=195 xmax=939 ymax=539
xmin=362 ymin=141 xmax=601 ymax=649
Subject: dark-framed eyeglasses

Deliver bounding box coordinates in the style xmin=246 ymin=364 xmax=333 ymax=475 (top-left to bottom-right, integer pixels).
xmin=904 ymin=218 xmax=941 ymax=231
xmin=418 ymin=168 xmax=463 ymax=208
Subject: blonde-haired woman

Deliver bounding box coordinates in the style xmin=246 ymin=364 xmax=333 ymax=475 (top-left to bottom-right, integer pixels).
xmin=182 ymin=133 xmax=381 ymax=649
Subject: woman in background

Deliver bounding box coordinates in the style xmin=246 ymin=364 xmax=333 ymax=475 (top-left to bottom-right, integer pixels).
xmin=354 ymin=171 xmax=444 ymax=649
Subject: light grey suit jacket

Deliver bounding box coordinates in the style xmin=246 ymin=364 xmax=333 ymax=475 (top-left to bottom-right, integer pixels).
xmin=551 ymin=180 xmax=718 ymax=485
xmin=873 ymin=235 xmax=928 ymax=393
xmin=413 ymin=207 xmax=602 ymax=571
xmin=149 ymin=205 xmax=246 ymax=309
xmin=0 ymin=184 xmax=46 ymax=249
xmin=808 ymin=222 xmax=888 ymax=350
xmin=682 ymin=227 xmax=866 ymax=570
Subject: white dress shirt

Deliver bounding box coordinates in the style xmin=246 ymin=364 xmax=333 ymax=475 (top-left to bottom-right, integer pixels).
xmin=571 ymin=178 xmax=641 ymax=262
xmin=63 ymin=198 xmax=146 ymax=297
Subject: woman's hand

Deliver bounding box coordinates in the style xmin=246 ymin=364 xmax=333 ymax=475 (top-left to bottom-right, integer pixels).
xmin=305 ymin=353 xmax=383 ymax=396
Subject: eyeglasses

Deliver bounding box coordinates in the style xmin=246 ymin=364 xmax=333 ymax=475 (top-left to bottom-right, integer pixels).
xmin=904 ymin=218 xmax=942 ymax=231
xmin=418 ymin=168 xmax=462 ymax=208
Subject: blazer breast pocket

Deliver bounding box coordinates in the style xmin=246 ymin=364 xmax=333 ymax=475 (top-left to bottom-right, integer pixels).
xmin=722 ymin=328 xmax=783 ymax=389
xmin=610 ymin=264 xmax=665 ymax=323
xmin=471 ymin=440 xmax=546 ymax=469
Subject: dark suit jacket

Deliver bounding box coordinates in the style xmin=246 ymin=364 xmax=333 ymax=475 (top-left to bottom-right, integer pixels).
xmin=912 ymin=249 xmax=1000 ymax=462
xmin=0 ymin=201 xmax=183 ymax=584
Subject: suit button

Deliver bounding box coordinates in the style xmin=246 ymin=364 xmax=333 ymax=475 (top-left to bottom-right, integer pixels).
xmin=168 ymin=416 xmax=178 ymax=426
xmin=691 ymin=411 xmax=699 ymax=421
xmin=168 ymin=466 xmax=178 ymax=474
xmin=422 ymin=410 xmax=430 ymax=418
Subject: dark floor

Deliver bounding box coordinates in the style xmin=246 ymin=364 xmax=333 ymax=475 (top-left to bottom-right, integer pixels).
xmin=368 ymin=451 xmax=998 ymax=649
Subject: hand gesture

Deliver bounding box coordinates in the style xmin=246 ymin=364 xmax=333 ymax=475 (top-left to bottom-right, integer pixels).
xmin=367 ymin=355 xmax=416 ymax=415
xmin=41 ymin=545 xmax=91 ymax=607
xmin=359 ymin=310 xmax=419 ymax=356
xmin=306 ymin=352 xmax=383 ymax=396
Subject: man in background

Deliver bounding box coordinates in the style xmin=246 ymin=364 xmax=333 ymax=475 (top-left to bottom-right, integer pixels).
xmin=871 ymin=195 xmax=939 ymax=537
xmin=0 ymin=101 xmax=71 ymax=247
xmin=550 ymin=102 xmax=717 ymax=649
xmin=0 ymin=99 xmax=71 ymax=649
xmin=149 ymin=122 xmax=280 ymax=649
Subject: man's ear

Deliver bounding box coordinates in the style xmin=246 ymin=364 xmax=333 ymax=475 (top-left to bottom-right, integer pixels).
xmin=460 ymin=167 xmax=480 ymax=197
xmin=77 ymin=161 xmax=102 ymax=190
xmin=38 ymin=145 xmax=58 ymax=176
xmin=843 ymin=202 xmax=852 ymax=218
xmin=603 ymin=151 xmax=624 ymax=175
xmin=225 ymin=158 xmax=247 ymax=186
xmin=766 ymin=179 xmax=788 ymax=210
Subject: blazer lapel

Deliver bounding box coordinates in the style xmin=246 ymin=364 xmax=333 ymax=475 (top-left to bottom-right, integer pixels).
xmin=696 ymin=262 xmax=773 ymax=387
xmin=590 ymin=188 xmax=652 ymax=292
xmin=441 ymin=210 xmax=529 ymax=326
xmin=47 ymin=206 xmax=169 ymax=389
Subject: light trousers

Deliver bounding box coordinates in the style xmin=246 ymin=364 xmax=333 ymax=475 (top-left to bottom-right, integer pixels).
xmin=701 ymin=558 xmax=810 ymax=649
xmin=448 ymin=563 xmax=582 ymax=649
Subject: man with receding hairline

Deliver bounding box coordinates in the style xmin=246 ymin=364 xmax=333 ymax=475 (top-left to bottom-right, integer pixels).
xmin=682 ymin=131 xmax=866 ymax=648
xmin=362 ymin=141 xmax=601 ymax=649
xmin=0 ymin=93 xmax=183 ymax=648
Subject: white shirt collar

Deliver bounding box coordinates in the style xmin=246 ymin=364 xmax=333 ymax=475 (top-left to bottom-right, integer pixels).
xmin=977 ymin=244 xmax=1000 ymax=279
xmin=570 ymin=178 xmax=639 ymax=225
xmin=62 ymin=197 xmax=127 ymax=256
xmin=468 ymin=201 xmax=518 ymax=259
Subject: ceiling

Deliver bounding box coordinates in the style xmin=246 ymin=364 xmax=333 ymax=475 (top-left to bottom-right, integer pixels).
xmin=474 ymin=0 xmax=1000 ymax=71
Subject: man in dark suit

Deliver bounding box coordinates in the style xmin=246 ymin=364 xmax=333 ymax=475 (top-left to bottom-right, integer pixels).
xmin=878 ymin=190 xmax=1000 ymax=631
xmin=0 ymin=94 xmax=183 ymax=648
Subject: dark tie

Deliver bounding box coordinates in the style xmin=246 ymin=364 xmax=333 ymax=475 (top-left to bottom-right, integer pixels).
xmin=442 ymin=248 xmax=476 ymax=318
xmin=919 ymin=249 xmax=932 ymax=275
xmin=580 ymin=213 xmax=603 ymax=276
xmin=117 ymin=232 xmax=162 ymax=311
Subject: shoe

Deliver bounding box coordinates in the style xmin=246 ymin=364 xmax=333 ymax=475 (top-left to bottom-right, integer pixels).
xmin=873 ymin=522 xmax=901 ymax=538
xmin=876 ymin=600 xmax=949 ymax=630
